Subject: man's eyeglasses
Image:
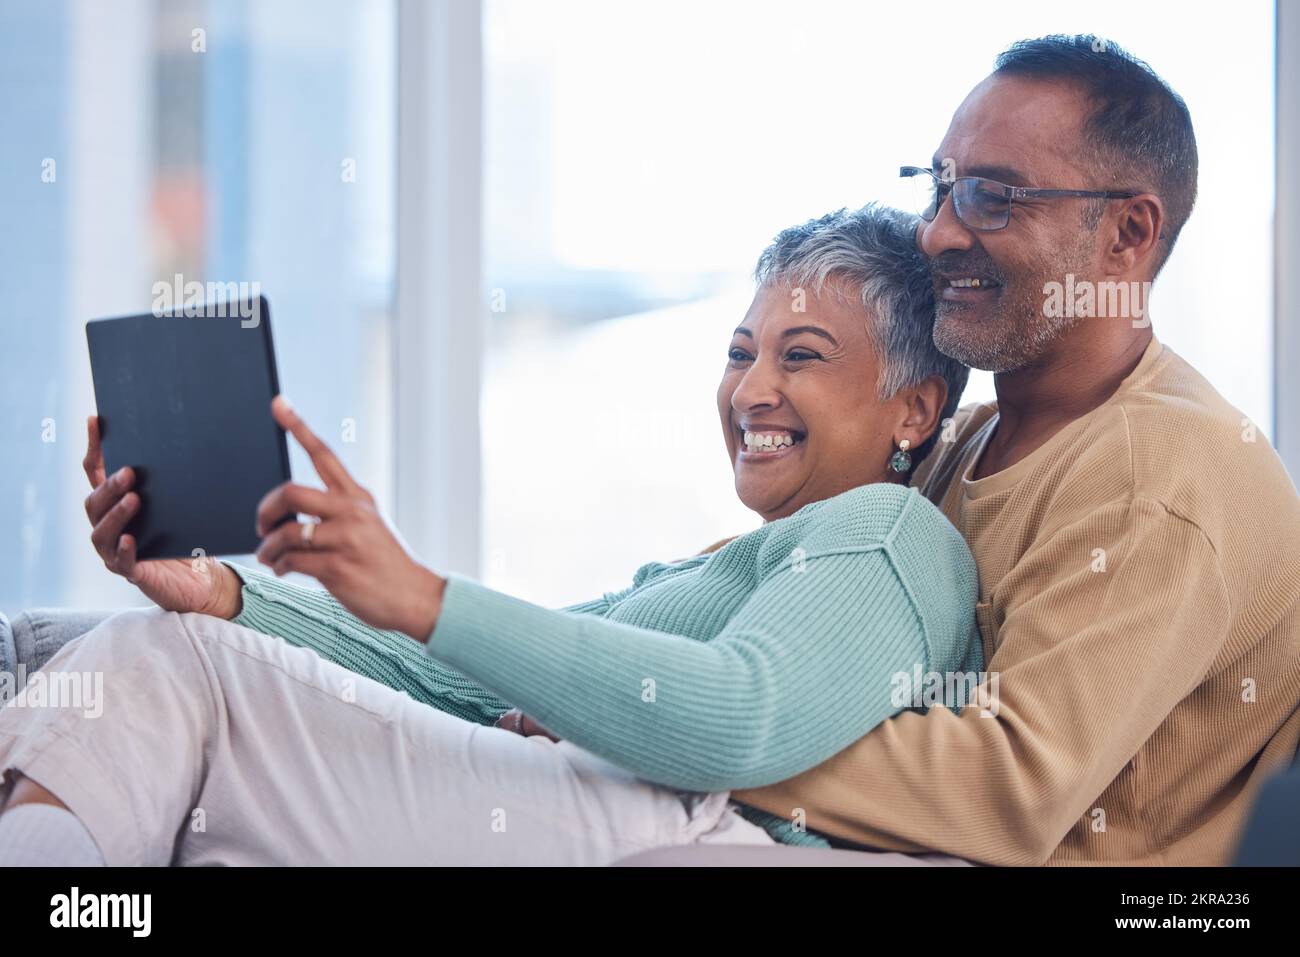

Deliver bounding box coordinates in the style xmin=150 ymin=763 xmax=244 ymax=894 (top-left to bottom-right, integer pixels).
xmin=899 ymin=166 xmax=1136 ymax=232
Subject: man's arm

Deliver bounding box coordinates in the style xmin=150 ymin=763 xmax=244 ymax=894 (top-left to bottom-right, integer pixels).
xmin=733 ymin=498 xmax=1232 ymax=865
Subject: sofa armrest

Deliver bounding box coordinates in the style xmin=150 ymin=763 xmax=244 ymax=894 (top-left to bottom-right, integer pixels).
xmin=0 ymin=608 xmax=120 ymax=688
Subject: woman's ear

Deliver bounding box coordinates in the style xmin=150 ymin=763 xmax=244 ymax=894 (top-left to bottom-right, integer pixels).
xmin=897 ymin=375 xmax=948 ymax=450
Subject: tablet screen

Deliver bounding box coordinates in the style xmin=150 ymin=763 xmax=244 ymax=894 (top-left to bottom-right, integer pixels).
xmin=85 ymin=295 xmax=291 ymax=559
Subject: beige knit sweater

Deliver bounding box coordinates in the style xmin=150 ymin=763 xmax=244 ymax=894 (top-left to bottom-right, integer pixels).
xmin=734 ymin=337 xmax=1300 ymax=865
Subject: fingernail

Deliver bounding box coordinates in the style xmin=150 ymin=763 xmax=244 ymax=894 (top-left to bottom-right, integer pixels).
xmin=276 ymin=395 xmax=293 ymax=412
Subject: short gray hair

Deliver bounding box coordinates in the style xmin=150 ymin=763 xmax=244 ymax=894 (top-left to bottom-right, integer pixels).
xmin=753 ymin=203 xmax=969 ymax=471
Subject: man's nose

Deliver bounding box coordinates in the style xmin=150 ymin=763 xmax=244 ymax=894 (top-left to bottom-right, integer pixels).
xmin=919 ymin=190 xmax=975 ymax=260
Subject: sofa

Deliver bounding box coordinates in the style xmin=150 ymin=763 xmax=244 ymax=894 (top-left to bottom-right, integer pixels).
xmin=3 ymin=607 xmax=1296 ymax=866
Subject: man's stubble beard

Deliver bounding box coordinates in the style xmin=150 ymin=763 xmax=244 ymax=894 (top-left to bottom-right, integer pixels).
xmin=933 ymin=232 xmax=1096 ymax=374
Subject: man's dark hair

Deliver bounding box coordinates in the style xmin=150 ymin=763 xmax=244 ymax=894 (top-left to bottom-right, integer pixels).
xmin=993 ymin=34 xmax=1198 ymax=275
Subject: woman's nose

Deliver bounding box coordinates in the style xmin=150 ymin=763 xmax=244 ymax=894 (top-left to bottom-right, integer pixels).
xmin=730 ymin=359 xmax=783 ymax=412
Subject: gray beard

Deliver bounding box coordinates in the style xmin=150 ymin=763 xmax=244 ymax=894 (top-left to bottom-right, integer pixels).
xmin=931 ymin=224 xmax=1098 ymax=373
xmin=933 ymin=281 xmax=1086 ymax=373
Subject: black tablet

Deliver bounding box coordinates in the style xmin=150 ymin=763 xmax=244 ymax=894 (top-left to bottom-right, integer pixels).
xmin=85 ymin=295 xmax=291 ymax=560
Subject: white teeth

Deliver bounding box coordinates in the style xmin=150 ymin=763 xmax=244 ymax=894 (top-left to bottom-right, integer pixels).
xmin=949 ymin=278 xmax=991 ymax=288
xmin=742 ymin=430 xmax=799 ymax=452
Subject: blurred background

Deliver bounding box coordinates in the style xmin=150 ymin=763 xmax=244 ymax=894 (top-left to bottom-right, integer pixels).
xmin=0 ymin=0 xmax=1287 ymax=612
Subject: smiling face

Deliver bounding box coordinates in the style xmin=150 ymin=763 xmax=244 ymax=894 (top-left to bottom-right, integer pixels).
xmin=921 ymin=74 xmax=1111 ymax=373
xmin=717 ymin=283 xmax=905 ymax=522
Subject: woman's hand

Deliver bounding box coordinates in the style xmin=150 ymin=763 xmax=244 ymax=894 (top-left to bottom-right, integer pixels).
xmin=255 ymin=397 xmax=446 ymax=642
xmin=495 ymin=709 xmax=561 ymax=742
xmin=82 ymin=416 xmax=243 ymax=618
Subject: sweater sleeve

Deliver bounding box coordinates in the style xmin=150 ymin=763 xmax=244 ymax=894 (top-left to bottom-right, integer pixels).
xmin=227 ymin=562 xmax=513 ymax=724
xmin=426 ymin=546 xmax=934 ymax=792
xmin=224 ymin=561 xmax=679 ymax=725
xmin=731 ymin=498 xmax=1232 ymax=865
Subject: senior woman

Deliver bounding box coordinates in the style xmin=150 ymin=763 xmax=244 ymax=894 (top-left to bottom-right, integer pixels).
xmin=0 ymin=204 xmax=977 ymax=866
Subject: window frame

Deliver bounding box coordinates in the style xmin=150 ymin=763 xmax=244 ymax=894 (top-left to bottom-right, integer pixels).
xmin=394 ymin=0 xmax=484 ymax=577
xmin=1276 ymin=0 xmax=1299 ymax=476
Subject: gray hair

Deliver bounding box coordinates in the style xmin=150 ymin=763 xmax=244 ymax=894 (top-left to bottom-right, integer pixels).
xmin=753 ymin=203 xmax=969 ymax=471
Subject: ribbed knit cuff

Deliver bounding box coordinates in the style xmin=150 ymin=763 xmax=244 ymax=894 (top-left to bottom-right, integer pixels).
xmin=428 ymin=574 xmax=555 ymax=675
xmin=225 ymin=561 xmax=334 ymax=635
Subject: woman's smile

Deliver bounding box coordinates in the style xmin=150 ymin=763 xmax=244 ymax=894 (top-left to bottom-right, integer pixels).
xmin=738 ymin=426 xmax=806 ymax=461
xmin=717 ymin=281 xmax=902 ymax=522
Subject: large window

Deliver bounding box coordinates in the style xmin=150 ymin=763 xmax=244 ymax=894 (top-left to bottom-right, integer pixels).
xmin=0 ymin=1 xmax=1279 ymax=616
xmin=481 ymin=0 xmax=1276 ymax=606
xmin=0 ymin=0 xmax=395 ymax=611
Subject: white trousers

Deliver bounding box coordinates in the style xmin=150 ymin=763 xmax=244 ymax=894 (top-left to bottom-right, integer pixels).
xmin=0 ymin=608 xmax=774 ymax=865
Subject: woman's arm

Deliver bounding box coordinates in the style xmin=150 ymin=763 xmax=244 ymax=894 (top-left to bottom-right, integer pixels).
xmin=225 ymin=561 xmax=671 ymax=725
xmin=227 ymin=562 xmax=510 ymax=724
xmin=426 ymin=546 xmax=940 ymax=792
xmin=245 ymin=399 xmax=957 ymax=784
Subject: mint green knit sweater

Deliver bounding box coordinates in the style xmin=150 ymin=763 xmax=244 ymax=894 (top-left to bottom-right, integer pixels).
xmin=228 ymin=482 xmax=980 ymax=847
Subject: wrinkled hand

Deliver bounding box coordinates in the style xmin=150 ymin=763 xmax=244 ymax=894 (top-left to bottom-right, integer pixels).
xmin=255 ymin=397 xmax=446 ymax=642
xmin=495 ymin=709 xmax=561 ymax=742
xmin=83 ymin=416 xmax=242 ymax=617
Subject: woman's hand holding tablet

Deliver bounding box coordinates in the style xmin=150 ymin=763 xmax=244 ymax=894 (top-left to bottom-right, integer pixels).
xmin=84 ymin=396 xmax=445 ymax=644
xmin=83 ymin=415 xmax=245 ymax=620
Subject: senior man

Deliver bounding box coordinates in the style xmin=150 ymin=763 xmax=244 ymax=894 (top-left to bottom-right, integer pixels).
xmin=725 ymin=35 xmax=1300 ymax=866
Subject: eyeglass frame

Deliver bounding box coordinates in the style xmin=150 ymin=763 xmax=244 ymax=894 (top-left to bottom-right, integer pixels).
xmin=899 ymin=165 xmax=1137 ymax=232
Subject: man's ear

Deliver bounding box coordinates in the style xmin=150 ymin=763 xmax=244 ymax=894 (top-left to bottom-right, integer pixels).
xmin=898 ymin=375 xmax=948 ymax=450
xmin=1109 ymin=193 xmax=1165 ymax=277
